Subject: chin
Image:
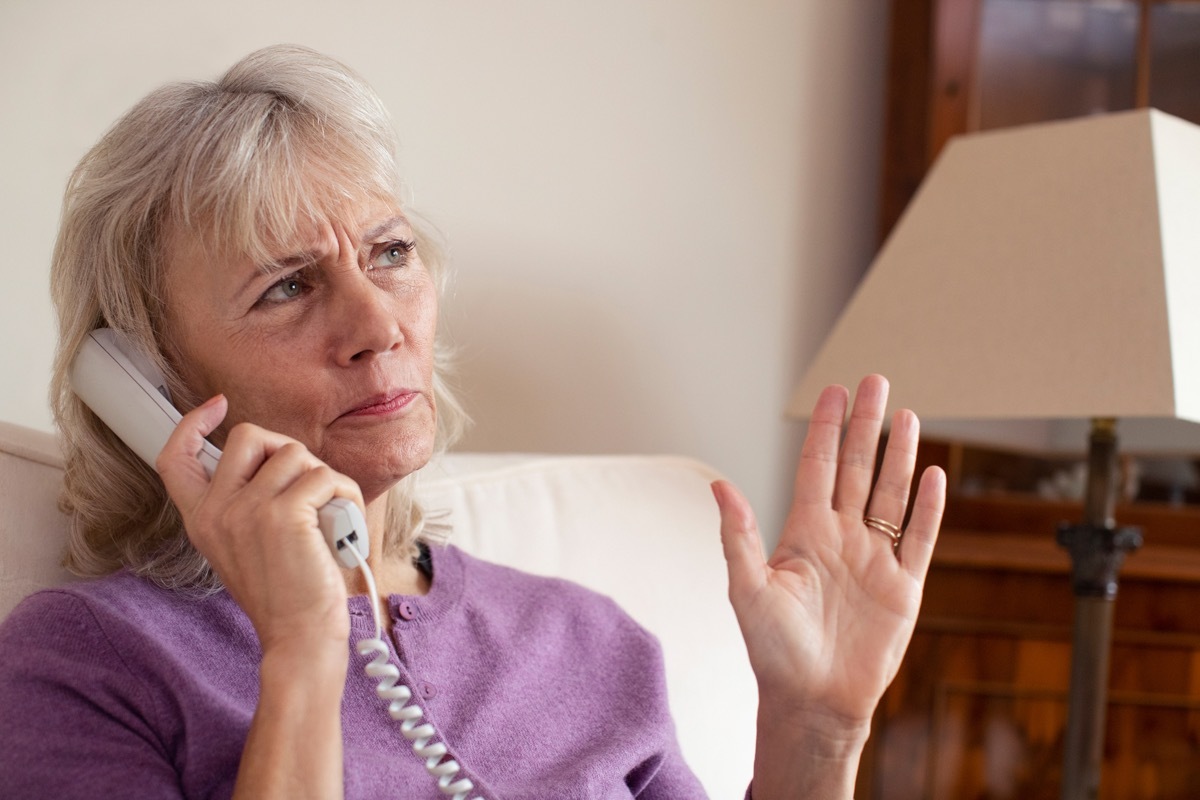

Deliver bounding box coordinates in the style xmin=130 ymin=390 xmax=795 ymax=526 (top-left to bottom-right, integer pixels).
xmin=326 ymin=429 xmax=437 ymax=501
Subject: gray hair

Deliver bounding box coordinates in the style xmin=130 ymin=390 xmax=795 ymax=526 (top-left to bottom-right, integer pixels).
xmin=49 ymin=45 xmax=467 ymax=593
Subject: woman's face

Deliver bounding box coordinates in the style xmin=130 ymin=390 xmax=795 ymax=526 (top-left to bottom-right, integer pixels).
xmin=162 ymin=196 xmax=439 ymax=502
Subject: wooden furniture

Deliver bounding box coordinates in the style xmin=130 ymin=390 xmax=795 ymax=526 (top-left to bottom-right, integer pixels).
xmin=859 ymin=5 xmax=1200 ymax=795
xmin=881 ymin=0 xmax=1200 ymax=242
xmin=857 ymin=440 xmax=1200 ymax=798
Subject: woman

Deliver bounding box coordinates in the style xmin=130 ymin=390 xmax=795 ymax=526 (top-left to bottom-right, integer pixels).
xmin=0 ymin=45 xmax=944 ymax=799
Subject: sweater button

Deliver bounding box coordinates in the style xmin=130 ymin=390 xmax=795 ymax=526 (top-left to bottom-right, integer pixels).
xmin=420 ymin=681 xmax=437 ymax=699
xmin=397 ymin=601 xmax=417 ymax=621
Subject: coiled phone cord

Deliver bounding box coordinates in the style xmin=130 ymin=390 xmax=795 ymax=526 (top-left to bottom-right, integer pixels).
xmin=349 ymin=546 xmax=483 ymax=800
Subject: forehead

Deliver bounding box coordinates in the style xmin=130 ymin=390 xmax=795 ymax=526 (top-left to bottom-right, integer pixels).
xmin=169 ymin=188 xmax=407 ymax=271
xmin=269 ymin=197 xmax=410 ymax=257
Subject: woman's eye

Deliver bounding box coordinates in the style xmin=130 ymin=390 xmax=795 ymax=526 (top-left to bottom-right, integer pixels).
xmin=260 ymin=274 xmax=305 ymax=303
xmin=370 ymin=240 xmax=414 ymax=270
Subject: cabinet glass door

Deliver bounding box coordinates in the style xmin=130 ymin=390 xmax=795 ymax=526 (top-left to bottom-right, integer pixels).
xmin=1150 ymin=2 xmax=1200 ymax=123
xmin=976 ymin=0 xmax=1139 ymax=131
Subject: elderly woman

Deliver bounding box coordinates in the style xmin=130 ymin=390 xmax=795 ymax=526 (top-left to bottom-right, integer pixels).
xmin=0 ymin=45 xmax=944 ymax=799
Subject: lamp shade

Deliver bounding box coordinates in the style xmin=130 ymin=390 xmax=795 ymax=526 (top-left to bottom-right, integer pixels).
xmin=789 ymin=109 xmax=1200 ymax=454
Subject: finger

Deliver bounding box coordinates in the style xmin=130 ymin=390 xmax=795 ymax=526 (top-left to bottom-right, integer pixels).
xmin=711 ymin=480 xmax=767 ymax=607
xmin=207 ymin=421 xmax=303 ymax=498
xmin=898 ymin=466 xmax=946 ymax=583
xmin=792 ymin=384 xmax=850 ymax=508
xmin=157 ymin=394 xmax=228 ymax=512
xmin=862 ymin=408 xmax=919 ymax=534
xmin=282 ymin=465 xmax=365 ymax=512
xmin=832 ymin=375 xmax=889 ymax=516
xmin=236 ymin=441 xmax=324 ymax=504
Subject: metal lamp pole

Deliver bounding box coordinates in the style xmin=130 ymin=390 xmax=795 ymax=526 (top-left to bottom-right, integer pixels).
xmin=1056 ymin=418 xmax=1143 ymax=800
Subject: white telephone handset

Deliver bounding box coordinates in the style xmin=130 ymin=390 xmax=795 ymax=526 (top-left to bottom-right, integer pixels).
xmin=69 ymin=328 xmax=369 ymax=568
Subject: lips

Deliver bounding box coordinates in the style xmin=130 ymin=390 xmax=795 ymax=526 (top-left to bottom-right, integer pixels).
xmin=341 ymin=390 xmax=419 ymax=418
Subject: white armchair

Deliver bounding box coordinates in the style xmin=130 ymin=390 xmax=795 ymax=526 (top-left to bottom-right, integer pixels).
xmin=0 ymin=420 xmax=756 ymax=798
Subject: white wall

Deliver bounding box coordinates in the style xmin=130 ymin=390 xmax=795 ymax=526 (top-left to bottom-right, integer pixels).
xmin=0 ymin=0 xmax=886 ymax=542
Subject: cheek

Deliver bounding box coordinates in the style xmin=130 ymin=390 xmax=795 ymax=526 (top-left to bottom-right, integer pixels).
xmin=177 ymin=338 xmax=310 ymax=441
xmin=413 ymin=284 xmax=439 ymax=370
xmin=223 ymin=357 xmax=318 ymax=419
xmin=161 ymin=329 xmax=228 ymax=414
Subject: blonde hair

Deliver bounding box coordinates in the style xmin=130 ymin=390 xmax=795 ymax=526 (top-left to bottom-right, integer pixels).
xmin=49 ymin=45 xmax=467 ymax=593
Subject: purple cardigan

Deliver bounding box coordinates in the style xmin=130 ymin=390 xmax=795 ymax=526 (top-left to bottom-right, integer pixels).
xmin=0 ymin=544 xmax=712 ymax=799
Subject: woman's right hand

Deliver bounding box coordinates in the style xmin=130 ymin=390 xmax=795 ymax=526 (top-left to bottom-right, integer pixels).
xmin=158 ymin=394 xmax=355 ymax=799
xmin=156 ymin=394 xmax=364 ymax=655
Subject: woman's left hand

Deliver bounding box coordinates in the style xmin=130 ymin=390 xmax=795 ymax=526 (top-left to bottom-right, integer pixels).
xmin=713 ymin=375 xmax=945 ymax=798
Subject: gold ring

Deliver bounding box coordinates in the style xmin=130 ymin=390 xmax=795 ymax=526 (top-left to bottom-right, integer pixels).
xmin=863 ymin=516 xmax=902 ymax=546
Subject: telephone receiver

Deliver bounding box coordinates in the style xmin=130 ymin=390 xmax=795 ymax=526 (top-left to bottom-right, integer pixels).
xmin=69 ymin=328 xmax=369 ymax=568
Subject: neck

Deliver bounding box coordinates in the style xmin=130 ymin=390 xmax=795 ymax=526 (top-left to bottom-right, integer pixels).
xmin=341 ymin=492 xmax=431 ymax=599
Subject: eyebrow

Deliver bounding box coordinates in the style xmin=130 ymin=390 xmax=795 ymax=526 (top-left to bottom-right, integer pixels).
xmin=236 ymin=215 xmax=410 ymax=300
xmin=363 ymin=215 xmax=409 ymax=242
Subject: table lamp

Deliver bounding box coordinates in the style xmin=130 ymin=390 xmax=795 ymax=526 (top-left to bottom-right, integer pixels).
xmin=789 ymin=108 xmax=1200 ymax=800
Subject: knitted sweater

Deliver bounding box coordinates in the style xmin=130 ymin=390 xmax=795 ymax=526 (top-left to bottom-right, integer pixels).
xmin=0 ymin=544 xmax=710 ymax=799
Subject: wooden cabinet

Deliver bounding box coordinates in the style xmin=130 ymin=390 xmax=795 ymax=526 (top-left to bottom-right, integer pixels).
xmin=861 ymin=5 xmax=1200 ymax=794
xmin=880 ymin=0 xmax=1200 ymax=241
xmin=857 ymin=440 xmax=1200 ymax=797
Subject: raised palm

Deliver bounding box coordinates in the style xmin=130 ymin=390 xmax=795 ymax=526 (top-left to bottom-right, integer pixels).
xmin=714 ymin=375 xmax=945 ymax=729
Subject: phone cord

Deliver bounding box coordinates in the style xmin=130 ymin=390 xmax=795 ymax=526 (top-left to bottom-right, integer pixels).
xmin=350 ymin=547 xmax=483 ymax=800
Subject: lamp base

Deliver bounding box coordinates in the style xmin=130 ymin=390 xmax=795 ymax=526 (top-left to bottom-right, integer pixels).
xmin=1056 ymin=522 xmax=1142 ymax=800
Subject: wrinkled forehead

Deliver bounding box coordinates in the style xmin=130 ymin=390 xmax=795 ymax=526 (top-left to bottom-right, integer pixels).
xmin=175 ymin=177 xmax=403 ymax=272
xmin=167 ymin=131 xmax=400 ymax=271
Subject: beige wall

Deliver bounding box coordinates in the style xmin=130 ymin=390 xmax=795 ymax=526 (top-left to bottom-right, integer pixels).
xmin=0 ymin=1 xmax=887 ymax=540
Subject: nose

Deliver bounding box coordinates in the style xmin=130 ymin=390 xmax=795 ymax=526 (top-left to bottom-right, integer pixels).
xmin=331 ymin=268 xmax=403 ymax=366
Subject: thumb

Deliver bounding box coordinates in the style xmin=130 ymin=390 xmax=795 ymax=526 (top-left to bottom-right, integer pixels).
xmin=711 ymin=479 xmax=767 ymax=605
xmin=157 ymin=394 xmax=227 ymax=512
